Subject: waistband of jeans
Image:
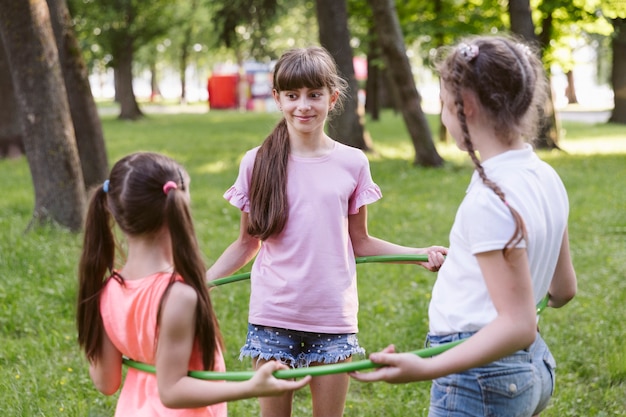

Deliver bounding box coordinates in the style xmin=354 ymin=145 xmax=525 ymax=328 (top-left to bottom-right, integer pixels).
xmin=426 ymin=331 xmax=544 ymax=353
xmin=426 ymin=331 xmax=477 ymax=346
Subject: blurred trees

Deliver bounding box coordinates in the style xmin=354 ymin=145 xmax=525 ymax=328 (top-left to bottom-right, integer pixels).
xmin=0 ymin=0 xmax=623 ymax=232
xmin=68 ymin=0 xmax=177 ymax=119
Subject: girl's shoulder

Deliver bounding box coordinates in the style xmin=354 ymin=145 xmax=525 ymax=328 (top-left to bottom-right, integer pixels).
xmin=243 ymin=145 xmax=261 ymax=160
xmin=237 ymin=146 xmax=261 ymax=170
xmin=332 ymin=141 xmax=369 ymax=162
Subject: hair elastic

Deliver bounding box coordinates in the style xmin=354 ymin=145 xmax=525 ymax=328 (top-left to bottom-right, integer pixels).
xmin=163 ymin=181 xmax=178 ymax=195
xmin=459 ymin=43 xmax=479 ymax=62
xmin=102 ymin=179 xmax=110 ymax=193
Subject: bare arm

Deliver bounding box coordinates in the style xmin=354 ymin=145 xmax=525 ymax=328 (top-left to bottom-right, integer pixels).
xmin=156 ymin=282 xmax=310 ymax=408
xmin=206 ymin=212 xmax=261 ymax=281
xmin=89 ymin=328 xmax=123 ymax=395
xmin=348 ymin=206 xmax=447 ymax=270
xmin=351 ymin=248 xmax=536 ymax=383
xmin=548 ymin=228 xmax=577 ymax=308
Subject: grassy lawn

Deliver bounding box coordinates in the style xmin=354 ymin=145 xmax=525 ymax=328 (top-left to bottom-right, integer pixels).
xmin=0 ymin=109 xmax=624 ymax=416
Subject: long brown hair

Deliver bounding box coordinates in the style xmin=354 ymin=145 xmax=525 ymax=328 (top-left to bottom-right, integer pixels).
xmin=436 ymin=35 xmax=548 ymax=256
xmin=77 ymin=152 xmax=223 ymax=370
xmin=247 ymin=46 xmax=348 ymax=240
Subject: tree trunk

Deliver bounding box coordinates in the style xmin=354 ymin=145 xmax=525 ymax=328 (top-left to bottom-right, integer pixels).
xmin=47 ymin=0 xmax=109 ymax=189
xmin=609 ymin=17 xmax=626 ymax=124
xmin=365 ymin=25 xmax=381 ymax=121
xmin=150 ymin=59 xmax=161 ymax=102
xmin=365 ymin=50 xmax=380 ymax=121
xmin=508 ymin=0 xmax=560 ymax=149
xmin=366 ymin=0 xmax=443 ymax=167
xmin=509 ymin=0 xmax=536 ymax=37
xmin=115 ymin=34 xmax=143 ymax=120
xmin=315 ymin=0 xmax=370 ymax=150
xmin=0 ymin=0 xmax=86 ymax=231
xmin=434 ymin=0 xmax=448 ymax=143
xmin=179 ymin=45 xmax=189 ymax=104
xmin=565 ymin=70 xmax=578 ymax=104
xmin=0 ymin=35 xmax=24 ymax=159
xmin=179 ymin=21 xmax=193 ymax=104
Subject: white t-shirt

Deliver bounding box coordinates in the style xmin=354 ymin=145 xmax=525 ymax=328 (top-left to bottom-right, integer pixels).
xmin=225 ymin=141 xmax=382 ymax=333
xmin=429 ymin=144 xmax=569 ymax=335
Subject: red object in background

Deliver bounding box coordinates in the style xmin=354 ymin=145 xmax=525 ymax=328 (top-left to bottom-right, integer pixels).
xmin=208 ymin=75 xmax=238 ymax=109
xmin=353 ymin=56 xmax=367 ymax=81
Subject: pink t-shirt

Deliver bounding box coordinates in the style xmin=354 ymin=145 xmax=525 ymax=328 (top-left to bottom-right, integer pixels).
xmin=225 ymin=141 xmax=382 ymax=333
xmin=100 ymin=272 xmax=227 ymax=417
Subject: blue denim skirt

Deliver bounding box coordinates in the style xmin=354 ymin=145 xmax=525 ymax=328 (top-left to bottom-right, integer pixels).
xmin=240 ymin=323 xmax=365 ymax=368
xmin=426 ymin=332 xmax=556 ymax=417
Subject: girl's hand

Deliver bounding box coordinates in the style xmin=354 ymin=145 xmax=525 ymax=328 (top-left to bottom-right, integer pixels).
xmin=419 ymin=246 xmax=448 ymax=272
xmin=249 ymin=361 xmax=311 ymax=397
xmin=349 ymin=345 xmax=430 ymax=384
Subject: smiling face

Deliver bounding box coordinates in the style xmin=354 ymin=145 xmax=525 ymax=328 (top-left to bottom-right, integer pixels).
xmin=274 ymin=86 xmax=338 ymax=136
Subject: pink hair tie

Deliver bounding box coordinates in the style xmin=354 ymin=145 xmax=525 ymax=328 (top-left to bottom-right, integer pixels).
xmin=163 ymin=181 xmax=178 ymax=195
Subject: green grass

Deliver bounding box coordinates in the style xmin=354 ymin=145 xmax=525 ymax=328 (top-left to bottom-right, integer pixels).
xmin=0 ymin=109 xmax=624 ymax=416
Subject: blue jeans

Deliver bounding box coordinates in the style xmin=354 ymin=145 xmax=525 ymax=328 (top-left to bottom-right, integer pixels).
xmin=427 ymin=332 xmax=556 ymax=417
xmin=239 ymin=323 xmax=365 ymax=368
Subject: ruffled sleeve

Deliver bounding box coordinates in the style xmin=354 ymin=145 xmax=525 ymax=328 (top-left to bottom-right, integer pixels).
xmin=224 ymin=186 xmax=249 ymax=212
xmin=223 ymin=147 xmax=259 ymax=213
xmin=348 ymin=183 xmax=382 ymax=214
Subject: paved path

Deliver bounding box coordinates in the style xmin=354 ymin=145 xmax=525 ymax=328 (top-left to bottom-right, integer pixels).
xmin=558 ymin=110 xmax=611 ymax=124
xmin=99 ymin=103 xmax=613 ymax=125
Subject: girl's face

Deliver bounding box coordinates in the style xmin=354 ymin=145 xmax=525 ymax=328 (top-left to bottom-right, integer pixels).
xmin=274 ymin=86 xmax=338 ymax=136
xmin=439 ymin=82 xmax=466 ymax=151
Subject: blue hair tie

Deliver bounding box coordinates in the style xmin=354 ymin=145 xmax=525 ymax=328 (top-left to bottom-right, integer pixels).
xmin=103 ymin=179 xmax=110 ymax=193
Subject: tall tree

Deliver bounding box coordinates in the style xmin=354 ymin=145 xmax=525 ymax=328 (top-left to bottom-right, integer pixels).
xmin=509 ymin=0 xmax=560 ymax=149
xmin=315 ymin=0 xmax=369 ymax=150
xmin=0 ymin=0 xmax=85 ymax=231
xmin=69 ymin=0 xmax=176 ymax=120
xmin=48 ymin=0 xmax=108 ymax=189
xmin=366 ymin=0 xmax=443 ymax=167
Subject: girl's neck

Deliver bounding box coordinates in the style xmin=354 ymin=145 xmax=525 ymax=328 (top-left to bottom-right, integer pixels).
xmin=289 ymin=131 xmax=335 ymax=158
xmin=468 ymin=121 xmax=525 ymax=161
xmin=475 ymin=136 xmax=525 ymax=161
xmin=120 ymin=230 xmax=173 ymax=280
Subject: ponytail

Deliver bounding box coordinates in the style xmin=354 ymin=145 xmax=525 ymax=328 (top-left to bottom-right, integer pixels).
xmin=248 ymin=118 xmax=290 ymax=240
xmin=160 ymin=187 xmax=224 ymax=370
xmin=77 ymin=185 xmax=115 ymax=362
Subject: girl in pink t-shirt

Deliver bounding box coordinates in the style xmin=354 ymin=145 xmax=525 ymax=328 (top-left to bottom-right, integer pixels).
xmin=77 ymin=152 xmax=310 ymax=417
xmin=206 ymin=46 xmax=446 ymax=417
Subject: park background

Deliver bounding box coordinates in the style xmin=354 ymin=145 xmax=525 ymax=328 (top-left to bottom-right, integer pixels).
xmin=1 ymin=0 xmax=625 ymax=416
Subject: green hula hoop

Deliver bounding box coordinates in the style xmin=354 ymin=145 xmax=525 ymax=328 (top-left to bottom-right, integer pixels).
xmin=122 ymin=254 xmax=550 ymax=381
xmin=209 ymin=254 xmax=430 ymax=287
xmin=123 ymin=339 xmax=465 ymax=381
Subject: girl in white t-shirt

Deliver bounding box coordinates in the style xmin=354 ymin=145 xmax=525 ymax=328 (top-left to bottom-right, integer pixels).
xmin=351 ymin=36 xmax=577 ymax=417
xmin=206 ymin=46 xmax=446 ymax=417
